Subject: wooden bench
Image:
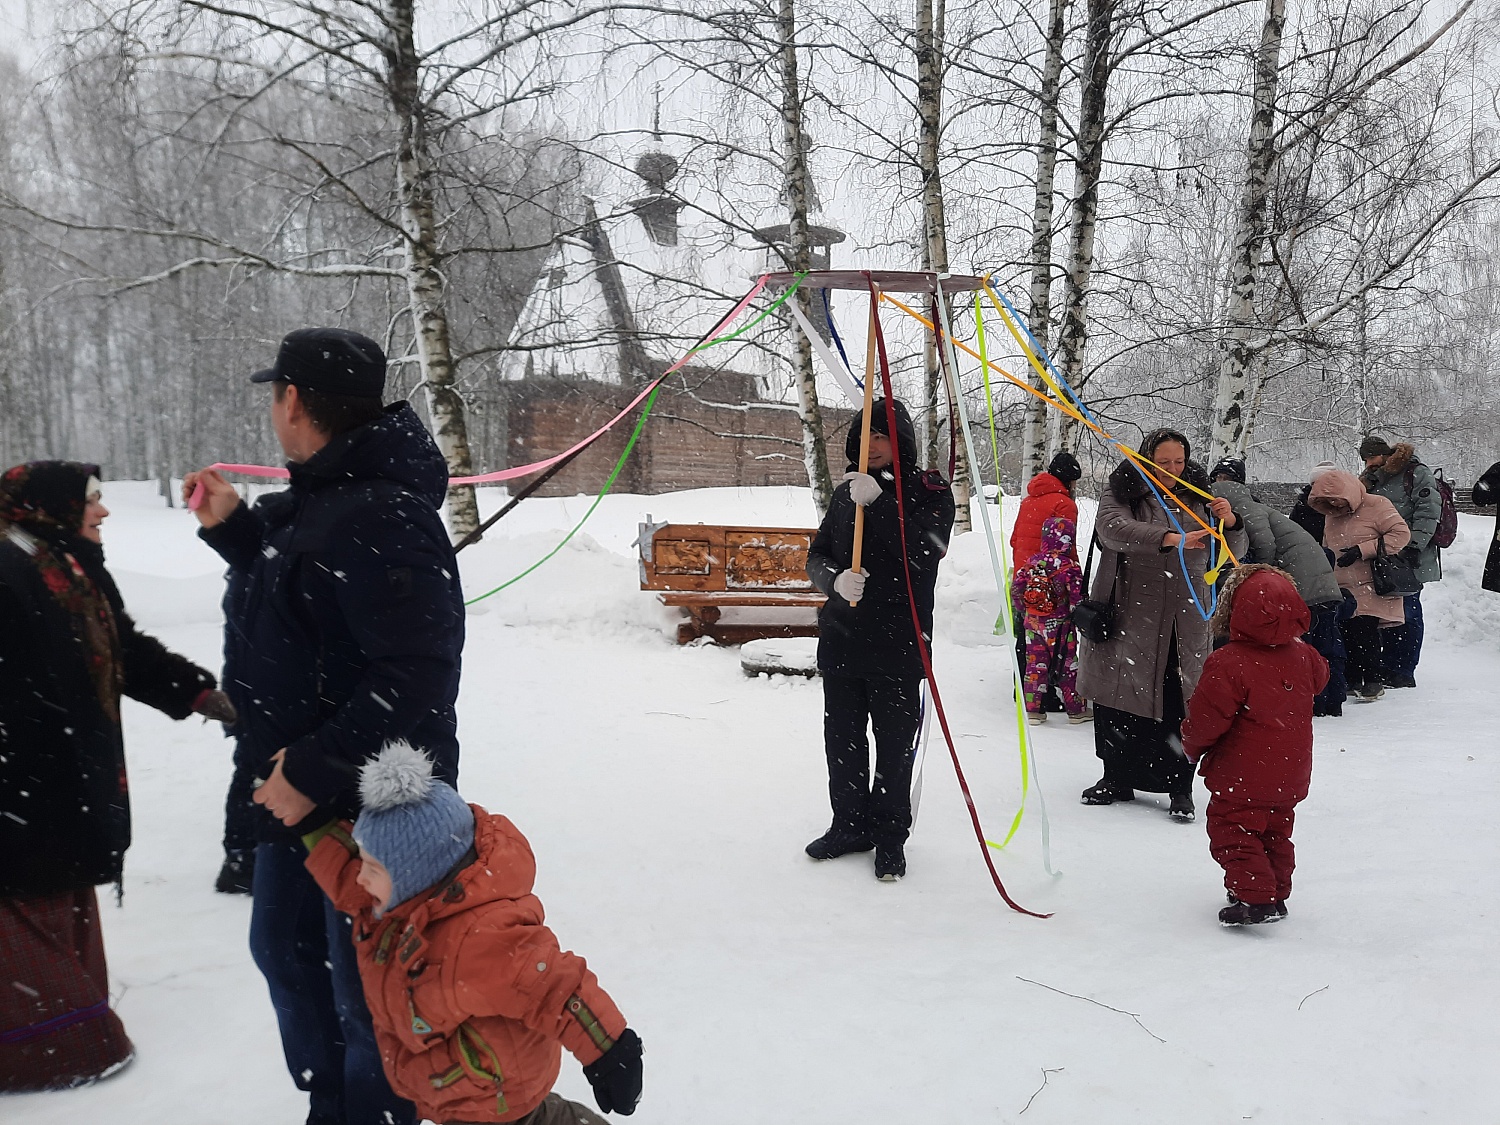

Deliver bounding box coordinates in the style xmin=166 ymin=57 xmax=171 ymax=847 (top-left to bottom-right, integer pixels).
xmin=637 ymin=519 xmax=826 ymax=645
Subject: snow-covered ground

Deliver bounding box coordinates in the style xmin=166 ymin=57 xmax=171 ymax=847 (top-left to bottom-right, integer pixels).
xmin=9 ymin=482 xmax=1499 ymax=1124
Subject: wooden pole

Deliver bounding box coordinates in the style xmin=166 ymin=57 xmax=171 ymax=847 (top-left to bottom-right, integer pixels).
xmin=848 ymin=285 xmax=881 ymax=606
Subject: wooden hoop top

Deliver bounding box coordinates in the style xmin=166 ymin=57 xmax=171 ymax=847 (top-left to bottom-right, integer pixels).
xmin=761 ymin=270 xmax=987 ymax=294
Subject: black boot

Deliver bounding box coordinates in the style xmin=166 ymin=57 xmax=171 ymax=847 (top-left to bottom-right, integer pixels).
xmin=214 ymin=849 xmax=255 ymax=895
xmin=874 ymin=841 xmax=906 ymax=882
xmin=1081 ymin=779 xmax=1135 ymax=805
xmin=1219 ymin=897 xmax=1284 ymax=926
xmin=1168 ymin=792 xmax=1195 ymax=822
xmin=805 ymin=828 xmax=874 ymax=861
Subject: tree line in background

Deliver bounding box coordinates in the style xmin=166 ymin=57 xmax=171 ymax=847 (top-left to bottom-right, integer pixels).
xmin=1 ymin=0 xmax=1497 ymax=537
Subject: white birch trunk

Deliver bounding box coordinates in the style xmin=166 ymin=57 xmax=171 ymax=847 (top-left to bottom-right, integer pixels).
xmin=777 ymin=0 xmax=834 ymax=518
xmin=1052 ymin=0 xmax=1111 ymax=454
xmin=916 ymin=0 xmax=971 ymax=531
xmin=1022 ymin=0 xmax=1070 ymax=483
xmin=389 ymin=0 xmax=479 ymax=539
xmin=1208 ymin=0 xmax=1285 ymax=463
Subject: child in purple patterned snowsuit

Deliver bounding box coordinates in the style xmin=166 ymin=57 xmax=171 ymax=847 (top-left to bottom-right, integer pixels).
xmin=1010 ymin=516 xmax=1086 ymax=722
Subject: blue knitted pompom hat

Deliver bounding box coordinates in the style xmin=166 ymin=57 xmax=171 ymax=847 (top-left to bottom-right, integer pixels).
xmin=352 ymin=741 xmax=475 ymax=915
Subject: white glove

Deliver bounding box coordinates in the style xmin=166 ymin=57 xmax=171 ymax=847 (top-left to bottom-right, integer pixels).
xmin=843 ymin=471 xmax=883 ymax=507
xmin=833 ymin=568 xmax=867 ymax=603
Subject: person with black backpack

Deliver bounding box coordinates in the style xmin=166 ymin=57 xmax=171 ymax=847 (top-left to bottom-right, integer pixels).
xmin=1358 ymin=438 xmax=1456 ymax=688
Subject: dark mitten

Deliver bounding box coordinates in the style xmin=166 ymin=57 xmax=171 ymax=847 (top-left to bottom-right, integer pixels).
xmin=1335 ymin=545 xmax=1363 ymax=568
xmin=583 ymin=1028 xmax=643 ymax=1116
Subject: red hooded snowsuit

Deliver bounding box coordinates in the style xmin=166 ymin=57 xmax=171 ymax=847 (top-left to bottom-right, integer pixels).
xmin=1181 ymin=570 xmax=1329 ymax=905
xmin=1010 ymin=472 xmax=1078 ymax=566
xmin=305 ymin=806 xmax=627 ymax=1123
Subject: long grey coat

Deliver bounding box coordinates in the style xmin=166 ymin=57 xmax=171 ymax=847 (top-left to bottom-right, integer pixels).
xmin=1212 ymin=481 xmax=1341 ymax=607
xmin=1363 ymin=443 xmax=1443 ymax=584
xmin=1076 ymin=463 xmax=1249 ymax=721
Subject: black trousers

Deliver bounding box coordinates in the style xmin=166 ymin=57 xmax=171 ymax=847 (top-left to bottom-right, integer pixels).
xmin=222 ymin=750 xmax=260 ymax=855
xmin=1341 ymin=614 xmax=1383 ymax=690
xmin=1093 ymin=634 xmax=1192 ymax=795
xmin=822 ymin=673 xmax=923 ymax=845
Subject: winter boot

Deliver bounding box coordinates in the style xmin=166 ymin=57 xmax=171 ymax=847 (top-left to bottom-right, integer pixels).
xmin=1081 ymin=779 xmax=1135 ymax=805
xmin=215 ymin=848 xmax=255 ymax=895
xmin=805 ymin=828 xmax=874 ymax=861
xmin=1027 ymin=712 xmax=1046 ymax=726
xmin=1355 ymin=682 xmax=1385 ymax=701
xmin=1225 ymin=892 xmax=1288 ymax=918
xmin=1067 ymin=709 xmax=1094 ymax=725
xmin=1219 ymin=897 xmax=1285 ymax=926
xmin=874 ymin=841 xmax=906 ymax=882
xmin=1168 ymin=792 xmax=1196 ymax=823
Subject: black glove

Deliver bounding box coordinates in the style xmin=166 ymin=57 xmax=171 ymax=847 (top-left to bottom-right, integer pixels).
xmin=583 ymin=1027 xmax=643 ymax=1116
xmin=1335 ymin=545 xmax=1363 ymax=568
xmin=1399 ymin=543 xmax=1421 ymax=565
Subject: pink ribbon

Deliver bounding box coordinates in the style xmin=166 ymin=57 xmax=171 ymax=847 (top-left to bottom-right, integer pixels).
xmin=188 ymin=276 xmax=771 ymax=511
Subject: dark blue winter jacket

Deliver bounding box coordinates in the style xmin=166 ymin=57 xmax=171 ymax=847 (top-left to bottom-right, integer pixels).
xmin=203 ymin=403 xmax=464 ymax=835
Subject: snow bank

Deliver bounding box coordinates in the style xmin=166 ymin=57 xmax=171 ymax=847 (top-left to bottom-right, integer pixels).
xmin=1422 ymin=513 xmax=1500 ymax=649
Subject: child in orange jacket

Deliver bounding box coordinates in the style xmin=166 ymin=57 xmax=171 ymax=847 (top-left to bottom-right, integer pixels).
xmin=303 ymin=742 xmax=642 ymax=1125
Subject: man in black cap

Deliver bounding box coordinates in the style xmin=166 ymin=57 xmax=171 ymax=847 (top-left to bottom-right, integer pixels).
xmin=184 ymin=327 xmax=464 ymax=1125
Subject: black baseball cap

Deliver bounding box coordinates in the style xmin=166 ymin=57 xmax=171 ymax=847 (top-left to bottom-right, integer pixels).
xmin=250 ymin=327 xmax=387 ymax=398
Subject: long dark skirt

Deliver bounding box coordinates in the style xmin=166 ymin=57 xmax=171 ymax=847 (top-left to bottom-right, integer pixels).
xmin=0 ymin=888 xmax=133 ymax=1091
xmin=1092 ymin=634 xmax=1192 ymax=795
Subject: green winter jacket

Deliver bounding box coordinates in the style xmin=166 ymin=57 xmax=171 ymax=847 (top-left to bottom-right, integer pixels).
xmin=1361 ymin=443 xmax=1443 ymax=584
xmin=1212 ymin=481 xmax=1342 ymax=607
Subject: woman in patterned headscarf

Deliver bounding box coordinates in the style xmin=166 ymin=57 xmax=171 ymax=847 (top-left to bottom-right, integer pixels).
xmin=0 ymin=462 xmax=234 ymax=1091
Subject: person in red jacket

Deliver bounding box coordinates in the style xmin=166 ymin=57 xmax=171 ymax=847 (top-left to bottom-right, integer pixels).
xmin=1181 ymin=566 xmax=1329 ymax=927
xmin=303 ymin=741 xmax=643 ymax=1124
xmin=1010 ymin=451 xmax=1082 ymax=567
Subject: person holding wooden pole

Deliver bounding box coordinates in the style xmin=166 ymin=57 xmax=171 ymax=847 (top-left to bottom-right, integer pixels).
xmin=804 ymin=396 xmax=956 ymax=881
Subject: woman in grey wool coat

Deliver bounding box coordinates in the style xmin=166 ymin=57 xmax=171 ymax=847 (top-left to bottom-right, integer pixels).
xmin=1075 ymin=430 xmax=1249 ymax=823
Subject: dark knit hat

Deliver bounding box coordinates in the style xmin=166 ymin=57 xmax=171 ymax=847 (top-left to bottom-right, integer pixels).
xmin=353 ymin=742 xmax=475 ymax=916
xmin=1358 ymin=436 xmax=1394 ymax=460
xmin=1046 ymin=451 xmax=1082 ymax=484
xmin=1209 ymin=456 xmax=1246 ymax=485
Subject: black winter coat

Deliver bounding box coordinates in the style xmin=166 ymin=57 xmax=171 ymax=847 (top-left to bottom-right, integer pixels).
xmin=1474 ymin=460 xmax=1500 ymax=594
xmin=203 ymin=403 xmax=464 ymax=838
xmin=0 ymin=531 xmax=214 ymax=897
xmin=1288 ymin=484 xmax=1325 ymax=545
xmin=807 ymin=404 xmax=955 ymax=680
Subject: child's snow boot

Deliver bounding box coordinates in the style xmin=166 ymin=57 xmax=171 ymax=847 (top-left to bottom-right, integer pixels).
xmin=874 ymin=841 xmax=906 ymax=882
xmin=805 ymin=827 xmax=874 ymax=861
xmin=1168 ymin=792 xmax=1196 ymax=823
xmin=1219 ymin=896 xmax=1284 ymax=926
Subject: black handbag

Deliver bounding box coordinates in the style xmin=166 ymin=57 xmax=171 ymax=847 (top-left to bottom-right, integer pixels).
xmin=1370 ymin=534 xmax=1421 ymax=597
xmin=1070 ymin=530 xmax=1119 ymax=643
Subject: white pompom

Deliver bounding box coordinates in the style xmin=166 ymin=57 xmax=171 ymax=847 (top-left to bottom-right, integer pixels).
xmin=359 ymin=740 xmax=435 ymax=811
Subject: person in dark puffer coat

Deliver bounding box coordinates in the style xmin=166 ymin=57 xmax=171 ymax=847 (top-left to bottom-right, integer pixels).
xmin=804 ymin=398 xmax=955 ymax=882
xmin=1471 ymin=460 xmax=1500 ymax=594
xmin=185 ymin=328 xmax=465 ymax=1125
xmin=1 ymin=463 xmax=231 ymax=1091
xmin=1183 ymin=566 xmax=1329 ymax=927
xmin=1359 ymin=437 xmax=1442 ymax=687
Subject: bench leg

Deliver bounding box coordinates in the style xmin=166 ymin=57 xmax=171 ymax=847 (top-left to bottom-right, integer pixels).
xmin=675 ymin=605 xmax=724 ymax=644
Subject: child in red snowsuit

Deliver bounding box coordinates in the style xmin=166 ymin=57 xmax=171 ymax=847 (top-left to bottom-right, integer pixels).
xmin=1181 ymin=566 xmax=1329 ymax=926
xmin=1010 ymin=516 xmax=1086 ymax=724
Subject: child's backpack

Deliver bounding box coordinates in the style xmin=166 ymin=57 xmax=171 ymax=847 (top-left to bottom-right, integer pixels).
xmin=1407 ymin=467 xmax=1459 ymax=549
xmin=1020 ymin=562 xmax=1061 ymax=618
